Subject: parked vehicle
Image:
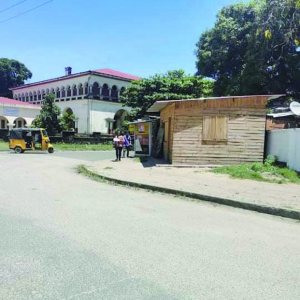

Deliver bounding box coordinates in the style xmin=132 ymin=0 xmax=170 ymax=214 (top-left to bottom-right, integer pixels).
xmin=9 ymin=128 xmax=54 ymax=154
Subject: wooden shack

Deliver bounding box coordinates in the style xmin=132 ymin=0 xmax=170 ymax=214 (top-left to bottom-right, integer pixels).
xmin=148 ymin=95 xmax=283 ymax=165
xmin=266 ymin=114 xmax=300 ymax=131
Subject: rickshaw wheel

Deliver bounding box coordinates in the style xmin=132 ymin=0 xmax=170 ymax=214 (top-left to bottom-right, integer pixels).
xmin=14 ymin=147 xmax=23 ymax=154
xmin=48 ymin=148 xmax=54 ymax=154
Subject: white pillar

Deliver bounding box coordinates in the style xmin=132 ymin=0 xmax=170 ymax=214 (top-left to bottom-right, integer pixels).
xmin=99 ymin=86 xmax=102 ymax=99
xmin=75 ymin=118 xmax=79 ymax=133
xmin=117 ymin=89 xmax=121 ymax=102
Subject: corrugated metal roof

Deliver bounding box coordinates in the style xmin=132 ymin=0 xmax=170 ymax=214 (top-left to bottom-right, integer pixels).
xmin=267 ymin=112 xmax=295 ymax=118
xmin=147 ymin=95 xmax=285 ymax=113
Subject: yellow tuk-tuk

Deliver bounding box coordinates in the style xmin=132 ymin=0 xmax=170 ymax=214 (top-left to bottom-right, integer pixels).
xmin=9 ymin=128 xmax=54 ymax=154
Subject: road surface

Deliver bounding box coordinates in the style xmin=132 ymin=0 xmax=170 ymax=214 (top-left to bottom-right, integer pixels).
xmin=0 ymin=151 xmax=299 ymax=299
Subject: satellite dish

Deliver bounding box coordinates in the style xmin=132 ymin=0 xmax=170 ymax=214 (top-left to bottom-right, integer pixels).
xmin=290 ymin=101 xmax=300 ymax=116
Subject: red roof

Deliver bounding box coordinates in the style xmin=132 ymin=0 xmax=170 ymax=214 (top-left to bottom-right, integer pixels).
xmin=94 ymin=68 xmax=141 ymax=81
xmin=0 ymin=97 xmax=40 ymax=107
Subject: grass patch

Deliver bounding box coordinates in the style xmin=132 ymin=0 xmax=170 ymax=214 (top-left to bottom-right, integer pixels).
xmin=76 ymin=164 xmax=110 ymax=184
xmin=104 ymin=166 xmax=114 ymax=170
xmin=0 ymin=140 xmax=8 ymax=151
xmin=213 ymin=156 xmax=300 ymax=184
xmin=0 ymin=140 xmax=113 ymax=151
xmin=0 ymin=140 xmax=113 ymax=152
xmin=53 ymin=142 xmax=113 ymax=151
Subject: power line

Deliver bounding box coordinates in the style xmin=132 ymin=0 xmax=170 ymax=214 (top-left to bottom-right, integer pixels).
xmin=0 ymin=0 xmax=27 ymax=14
xmin=0 ymin=0 xmax=53 ymax=24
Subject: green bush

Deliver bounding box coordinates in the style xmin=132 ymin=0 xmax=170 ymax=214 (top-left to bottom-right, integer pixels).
xmin=265 ymin=155 xmax=276 ymax=167
xmin=213 ymin=157 xmax=300 ymax=184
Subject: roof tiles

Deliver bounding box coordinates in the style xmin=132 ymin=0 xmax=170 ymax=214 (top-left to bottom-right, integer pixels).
xmin=0 ymin=97 xmax=40 ymax=107
xmin=94 ymin=68 xmax=141 ymax=81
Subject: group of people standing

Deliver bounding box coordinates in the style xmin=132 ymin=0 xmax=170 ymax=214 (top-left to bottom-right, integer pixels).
xmin=113 ymin=131 xmax=132 ymax=161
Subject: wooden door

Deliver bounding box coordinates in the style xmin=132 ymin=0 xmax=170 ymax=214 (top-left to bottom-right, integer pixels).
xmin=168 ymin=117 xmax=172 ymax=156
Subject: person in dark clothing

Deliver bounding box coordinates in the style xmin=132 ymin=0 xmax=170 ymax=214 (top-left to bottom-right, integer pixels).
xmin=123 ymin=131 xmax=132 ymax=158
xmin=113 ymin=131 xmax=124 ymax=161
xmin=25 ymin=132 xmax=33 ymax=148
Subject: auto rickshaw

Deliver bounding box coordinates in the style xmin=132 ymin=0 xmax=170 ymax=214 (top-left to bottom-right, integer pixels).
xmin=9 ymin=128 xmax=54 ymax=154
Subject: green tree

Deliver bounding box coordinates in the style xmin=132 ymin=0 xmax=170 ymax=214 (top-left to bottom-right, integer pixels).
xmin=33 ymin=93 xmax=62 ymax=135
xmin=0 ymin=58 xmax=32 ymax=98
xmin=195 ymin=0 xmax=300 ymax=97
xmin=121 ymin=70 xmax=214 ymax=119
xmin=196 ymin=2 xmax=264 ymax=96
xmin=257 ymin=0 xmax=300 ymax=96
xmin=60 ymin=111 xmax=76 ymax=131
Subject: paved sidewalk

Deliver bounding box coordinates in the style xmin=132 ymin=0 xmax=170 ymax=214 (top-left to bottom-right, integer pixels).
xmin=87 ymin=157 xmax=300 ymax=214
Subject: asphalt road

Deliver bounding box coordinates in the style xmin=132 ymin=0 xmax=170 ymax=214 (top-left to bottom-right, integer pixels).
xmin=52 ymin=150 xmax=115 ymax=162
xmin=0 ymin=151 xmax=300 ymax=300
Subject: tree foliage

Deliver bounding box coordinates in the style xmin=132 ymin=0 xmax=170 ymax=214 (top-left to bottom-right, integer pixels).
xmin=258 ymin=0 xmax=300 ymax=96
xmin=121 ymin=70 xmax=214 ymax=119
xmin=33 ymin=94 xmax=62 ymax=135
xmin=0 ymin=58 xmax=32 ymax=98
xmin=196 ymin=0 xmax=300 ymax=97
xmin=60 ymin=111 xmax=76 ymax=131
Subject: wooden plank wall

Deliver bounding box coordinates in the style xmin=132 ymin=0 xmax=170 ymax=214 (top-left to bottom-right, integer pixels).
xmin=160 ymin=103 xmax=175 ymax=162
xmin=161 ymin=96 xmax=269 ymax=165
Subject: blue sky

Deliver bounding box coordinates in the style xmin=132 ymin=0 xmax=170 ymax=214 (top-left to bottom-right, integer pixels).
xmin=0 ymin=0 xmax=235 ymax=82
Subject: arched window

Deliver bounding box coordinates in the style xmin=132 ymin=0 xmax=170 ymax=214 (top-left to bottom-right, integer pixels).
xmin=92 ymin=82 xmax=100 ymax=96
xmin=65 ymin=107 xmax=74 ymax=115
xmin=0 ymin=117 xmax=8 ymax=129
xmin=29 ymin=92 xmax=33 ymax=101
xmin=42 ymin=90 xmax=45 ymax=100
xmin=46 ymin=88 xmax=50 ymax=94
xmin=34 ymin=91 xmax=37 ymax=101
xmin=56 ymin=88 xmax=60 ymax=98
xmin=61 ymin=87 xmax=66 ymax=98
xmin=73 ymin=85 xmax=77 ymax=96
xmin=120 ymin=87 xmax=126 ymax=95
xmin=25 ymin=93 xmax=29 ymax=102
xmin=84 ymin=83 xmax=88 ymax=95
xmin=22 ymin=93 xmax=25 ymax=101
xmin=14 ymin=118 xmax=27 ymax=128
xmin=63 ymin=108 xmax=76 ymax=130
xmin=111 ymin=85 xmax=118 ymax=99
xmin=67 ymin=86 xmax=71 ymax=97
xmin=79 ymin=84 xmax=83 ymax=95
xmin=101 ymin=84 xmax=109 ymax=98
xmin=38 ymin=91 xmax=41 ymax=101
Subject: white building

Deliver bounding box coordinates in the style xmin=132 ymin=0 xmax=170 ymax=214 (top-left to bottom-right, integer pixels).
xmin=0 ymin=97 xmax=41 ymax=130
xmin=9 ymin=68 xmax=140 ymax=134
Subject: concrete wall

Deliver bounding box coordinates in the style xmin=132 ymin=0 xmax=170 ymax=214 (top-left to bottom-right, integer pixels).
xmin=89 ymin=100 xmax=130 ymax=133
xmin=57 ymin=100 xmax=88 ymax=134
xmin=57 ymin=99 xmax=131 ymax=134
xmin=266 ymin=129 xmax=300 ymax=171
xmin=0 ymin=103 xmax=41 ymax=128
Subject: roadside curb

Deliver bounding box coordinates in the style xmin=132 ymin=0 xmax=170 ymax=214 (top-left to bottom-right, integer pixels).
xmin=81 ymin=165 xmax=300 ymax=221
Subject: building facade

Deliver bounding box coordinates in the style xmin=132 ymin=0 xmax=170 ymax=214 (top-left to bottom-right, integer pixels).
xmin=0 ymin=97 xmax=41 ymax=131
xmin=148 ymin=95 xmax=283 ymax=165
xmin=9 ymin=68 xmax=140 ymax=134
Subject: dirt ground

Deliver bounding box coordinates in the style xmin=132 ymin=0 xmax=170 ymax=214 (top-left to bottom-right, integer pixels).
xmin=88 ymin=157 xmax=300 ymax=212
